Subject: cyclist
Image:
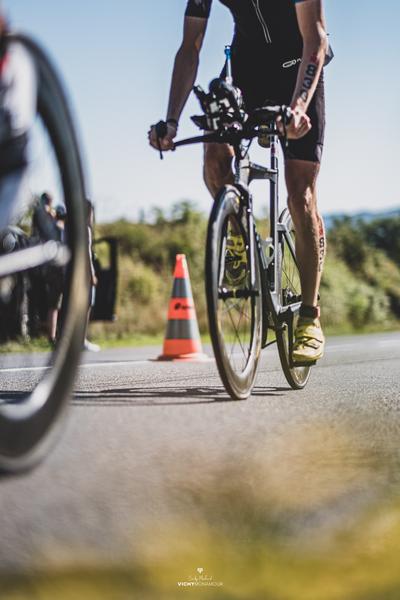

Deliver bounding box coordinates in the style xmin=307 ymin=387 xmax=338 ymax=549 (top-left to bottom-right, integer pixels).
xmin=149 ymin=0 xmax=332 ymax=364
xmin=0 ymin=6 xmax=37 ymax=232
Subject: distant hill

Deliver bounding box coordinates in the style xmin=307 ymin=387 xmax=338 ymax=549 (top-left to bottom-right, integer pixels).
xmin=324 ymin=207 xmax=400 ymax=230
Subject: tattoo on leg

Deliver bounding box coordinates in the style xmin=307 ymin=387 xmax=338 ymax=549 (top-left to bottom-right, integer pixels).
xmin=318 ymin=223 xmax=325 ymax=273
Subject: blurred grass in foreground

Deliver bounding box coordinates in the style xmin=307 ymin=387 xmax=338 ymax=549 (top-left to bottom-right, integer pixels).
xmin=4 ymin=501 xmax=400 ymax=600
xmin=2 ymin=417 xmax=400 ymax=599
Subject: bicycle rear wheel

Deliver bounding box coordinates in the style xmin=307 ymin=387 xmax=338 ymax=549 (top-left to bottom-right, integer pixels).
xmin=0 ymin=33 xmax=88 ymax=472
xmin=205 ymin=185 xmax=263 ymax=400
xmin=275 ymin=208 xmax=311 ymax=389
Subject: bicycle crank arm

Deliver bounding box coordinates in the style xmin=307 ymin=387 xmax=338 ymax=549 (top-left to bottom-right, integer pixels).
xmin=0 ymin=241 xmax=70 ymax=278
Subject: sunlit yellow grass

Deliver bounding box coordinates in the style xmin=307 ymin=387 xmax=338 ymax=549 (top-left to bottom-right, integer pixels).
xmin=2 ymin=419 xmax=400 ymax=599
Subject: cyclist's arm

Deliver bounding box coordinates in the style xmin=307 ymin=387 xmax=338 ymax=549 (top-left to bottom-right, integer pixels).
xmin=149 ymin=16 xmax=208 ymax=150
xmin=166 ymin=16 xmax=208 ymax=126
xmin=290 ymin=0 xmax=328 ymax=112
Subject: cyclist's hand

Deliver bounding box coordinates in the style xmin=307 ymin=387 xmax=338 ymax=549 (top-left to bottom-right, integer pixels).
xmin=148 ymin=122 xmax=177 ymax=151
xmin=277 ymin=107 xmax=311 ymax=140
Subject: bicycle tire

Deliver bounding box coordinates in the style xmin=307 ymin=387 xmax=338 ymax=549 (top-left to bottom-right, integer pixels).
xmin=205 ymin=185 xmax=263 ymax=400
xmin=275 ymin=208 xmax=311 ymax=389
xmin=0 ymin=33 xmax=88 ymax=473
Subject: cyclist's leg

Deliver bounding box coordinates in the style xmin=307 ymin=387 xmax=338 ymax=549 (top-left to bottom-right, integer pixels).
xmin=285 ymin=159 xmax=325 ymax=308
xmin=285 ymin=159 xmax=326 ymax=362
xmin=283 ymin=73 xmax=326 ymax=361
xmin=203 ymin=142 xmax=234 ymax=198
xmin=284 ymin=71 xmax=326 ymax=308
xmin=204 ymin=142 xmax=248 ymax=283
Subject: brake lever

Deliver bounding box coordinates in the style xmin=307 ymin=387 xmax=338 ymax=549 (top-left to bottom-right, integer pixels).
xmin=155 ymin=120 xmax=168 ymax=160
xmin=278 ymin=106 xmax=292 ymax=149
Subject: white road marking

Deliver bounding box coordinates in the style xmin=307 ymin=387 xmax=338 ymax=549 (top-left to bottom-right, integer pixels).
xmin=328 ymin=338 xmax=399 ymax=352
xmin=327 ymin=343 xmax=363 ymax=352
xmin=377 ymin=340 xmax=400 ymax=347
xmin=0 ymin=359 xmax=152 ymax=374
xmin=0 ymin=365 xmax=51 ymax=374
xmin=80 ymin=359 xmax=152 ymax=369
xmin=0 ymin=337 xmax=398 ymax=374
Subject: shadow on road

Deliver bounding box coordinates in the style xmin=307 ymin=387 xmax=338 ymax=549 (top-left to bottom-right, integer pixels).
xmin=0 ymin=391 xmax=27 ymax=405
xmin=72 ymin=385 xmax=287 ymax=407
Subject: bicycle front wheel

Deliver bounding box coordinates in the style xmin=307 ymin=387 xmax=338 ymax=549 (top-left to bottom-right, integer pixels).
xmin=275 ymin=208 xmax=311 ymax=389
xmin=205 ymin=185 xmax=263 ymax=400
xmin=0 ymin=33 xmax=88 ymax=473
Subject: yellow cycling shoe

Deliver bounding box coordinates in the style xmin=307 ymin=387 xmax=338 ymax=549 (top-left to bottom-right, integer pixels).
xmin=292 ymin=317 xmax=325 ymax=363
xmin=224 ymin=233 xmax=248 ymax=286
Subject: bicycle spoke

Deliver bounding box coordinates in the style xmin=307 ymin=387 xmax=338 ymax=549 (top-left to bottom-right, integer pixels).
xmin=222 ymin=300 xmax=249 ymax=361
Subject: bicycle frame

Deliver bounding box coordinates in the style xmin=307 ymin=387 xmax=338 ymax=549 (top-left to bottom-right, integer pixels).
xmin=231 ymin=133 xmax=301 ymax=360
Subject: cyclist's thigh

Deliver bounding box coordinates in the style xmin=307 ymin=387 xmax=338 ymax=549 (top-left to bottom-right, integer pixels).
xmin=204 ymin=143 xmax=234 ymax=174
xmin=230 ymin=48 xmax=326 ymax=164
xmin=285 ymin=159 xmax=320 ymax=198
xmin=241 ymin=64 xmax=326 ymax=164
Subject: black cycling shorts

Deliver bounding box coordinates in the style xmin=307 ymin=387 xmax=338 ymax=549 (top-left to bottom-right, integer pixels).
xmin=227 ymin=53 xmax=326 ymax=163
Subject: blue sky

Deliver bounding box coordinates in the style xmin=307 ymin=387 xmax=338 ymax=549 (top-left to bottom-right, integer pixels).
xmin=8 ymin=1 xmax=400 ymax=222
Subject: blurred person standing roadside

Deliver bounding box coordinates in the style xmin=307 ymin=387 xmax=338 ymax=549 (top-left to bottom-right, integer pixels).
xmin=83 ymin=199 xmax=100 ymax=352
xmin=32 ymin=191 xmax=57 ymax=241
xmin=44 ymin=203 xmax=66 ymax=344
xmin=55 ymin=203 xmax=66 ymax=235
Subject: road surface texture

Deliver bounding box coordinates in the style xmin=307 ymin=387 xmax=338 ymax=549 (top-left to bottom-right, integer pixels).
xmin=0 ymin=331 xmax=399 ymax=598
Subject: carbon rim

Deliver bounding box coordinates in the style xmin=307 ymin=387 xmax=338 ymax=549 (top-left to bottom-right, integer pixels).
xmin=0 ymin=33 xmax=88 ymax=472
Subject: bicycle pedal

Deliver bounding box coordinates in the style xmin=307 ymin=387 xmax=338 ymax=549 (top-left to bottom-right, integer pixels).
xmin=292 ymin=360 xmax=317 ymax=367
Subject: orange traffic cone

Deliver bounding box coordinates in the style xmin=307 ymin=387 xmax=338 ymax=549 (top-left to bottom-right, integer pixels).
xmin=158 ymin=254 xmax=209 ymax=361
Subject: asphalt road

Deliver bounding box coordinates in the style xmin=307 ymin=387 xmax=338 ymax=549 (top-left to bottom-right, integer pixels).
xmin=0 ymin=331 xmax=399 ymax=575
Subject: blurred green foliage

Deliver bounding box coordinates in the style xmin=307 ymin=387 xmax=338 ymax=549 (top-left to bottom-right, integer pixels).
xmin=327 ymin=216 xmax=400 ymax=328
xmin=89 ymin=204 xmax=400 ymax=341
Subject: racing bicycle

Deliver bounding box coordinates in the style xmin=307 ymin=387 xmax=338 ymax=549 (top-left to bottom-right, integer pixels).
xmin=0 ymin=32 xmax=88 ymax=472
xmin=156 ymin=46 xmax=314 ymax=400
